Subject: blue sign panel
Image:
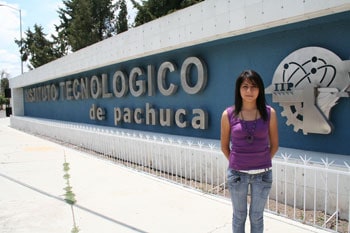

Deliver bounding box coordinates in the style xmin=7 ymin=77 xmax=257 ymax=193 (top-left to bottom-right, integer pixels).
xmin=23 ymin=11 xmax=350 ymax=155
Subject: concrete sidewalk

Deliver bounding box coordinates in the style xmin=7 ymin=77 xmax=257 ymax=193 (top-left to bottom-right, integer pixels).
xmin=0 ymin=117 xmax=327 ymax=233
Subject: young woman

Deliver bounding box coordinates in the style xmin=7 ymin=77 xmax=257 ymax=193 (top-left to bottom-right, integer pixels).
xmin=220 ymin=70 xmax=279 ymax=233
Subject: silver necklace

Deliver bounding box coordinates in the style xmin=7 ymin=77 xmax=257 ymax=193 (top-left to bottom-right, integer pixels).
xmin=241 ymin=110 xmax=258 ymax=144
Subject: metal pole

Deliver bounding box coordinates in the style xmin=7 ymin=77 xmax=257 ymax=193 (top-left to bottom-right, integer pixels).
xmin=19 ymin=9 xmax=23 ymax=74
xmin=0 ymin=4 xmax=23 ymax=74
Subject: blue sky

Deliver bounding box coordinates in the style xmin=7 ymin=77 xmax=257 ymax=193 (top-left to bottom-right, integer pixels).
xmin=0 ymin=0 xmax=136 ymax=78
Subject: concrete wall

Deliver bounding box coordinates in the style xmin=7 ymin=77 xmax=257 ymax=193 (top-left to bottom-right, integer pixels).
xmin=10 ymin=0 xmax=350 ymax=88
xmin=7 ymin=0 xmax=350 ymax=221
xmin=9 ymin=0 xmax=350 ymax=155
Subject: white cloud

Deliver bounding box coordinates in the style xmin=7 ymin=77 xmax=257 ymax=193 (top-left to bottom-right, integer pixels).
xmin=0 ymin=10 xmax=20 ymax=43
xmin=44 ymin=1 xmax=63 ymax=37
xmin=0 ymin=2 xmax=23 ymax=77
xmin=0 ymin=49 xmax=22 ymax=78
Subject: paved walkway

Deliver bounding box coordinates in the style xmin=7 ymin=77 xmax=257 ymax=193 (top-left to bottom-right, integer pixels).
xmin=0 ymin=116 xmax=328 ymax=233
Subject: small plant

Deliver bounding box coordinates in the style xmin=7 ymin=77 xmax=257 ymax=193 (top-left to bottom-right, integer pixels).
xmin=63 ymin=153 xmax=80 ymax=233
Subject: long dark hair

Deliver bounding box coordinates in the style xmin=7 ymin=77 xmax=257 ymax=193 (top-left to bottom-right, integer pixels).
xmin=234 ymin=70 xmax=268 ymax=121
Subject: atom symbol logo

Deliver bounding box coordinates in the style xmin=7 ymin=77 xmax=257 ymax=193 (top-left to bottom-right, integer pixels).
xmin=282 ymin=56 xmax=336 ymax=87
xmin=266 ymin=47 xmax=350 ymax=135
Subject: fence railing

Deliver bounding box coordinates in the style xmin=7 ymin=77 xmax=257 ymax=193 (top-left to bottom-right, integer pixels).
xmin=10 ymin=116 xmax=350 ymax=233
xmin=270 ymin=155 xmax=350 ymax=233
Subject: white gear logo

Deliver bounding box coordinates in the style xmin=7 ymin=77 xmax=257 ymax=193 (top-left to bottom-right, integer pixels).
xmin=266 ymin=47 xmax=350 ymax=135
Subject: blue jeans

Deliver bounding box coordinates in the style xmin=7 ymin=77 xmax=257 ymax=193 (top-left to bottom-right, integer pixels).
xmin=227 ymin=169 xmax=272 ymax=233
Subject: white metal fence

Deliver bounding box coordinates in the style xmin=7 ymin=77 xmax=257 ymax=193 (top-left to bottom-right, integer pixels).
xmin=270 ymin=155 xmax=350 ymax=233
xmin=10 ymin=116 xmax=350 ymax=233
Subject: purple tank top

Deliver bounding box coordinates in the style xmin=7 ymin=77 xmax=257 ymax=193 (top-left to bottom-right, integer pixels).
xmin=227 ymin=106 xmax=272 ymax=170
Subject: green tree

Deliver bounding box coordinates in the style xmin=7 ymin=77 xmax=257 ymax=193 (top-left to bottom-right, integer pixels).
xmin=56 ymin=0 xmax=115 ymax=52
xmin=116 ymin=0 xmax=128 ymax=34
xmin=91 ymin=0 xmax=115 ymax=38
xmin=0 ymin=77 xmax=9 ymax=95
xmin=15 ymin=24 xmax=60 ymax=69
xmin=51 ymin=28 xmax=69 ymax=58
xmin=0 ymin=96 xmax=9 ymax=108
xmin=131 ymin=0 xmax=204 ymax=26
xmin=0 ymin=71 xmax=10 ymax=108
xmin=53 ymin=0 xmax=74 ymax=54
